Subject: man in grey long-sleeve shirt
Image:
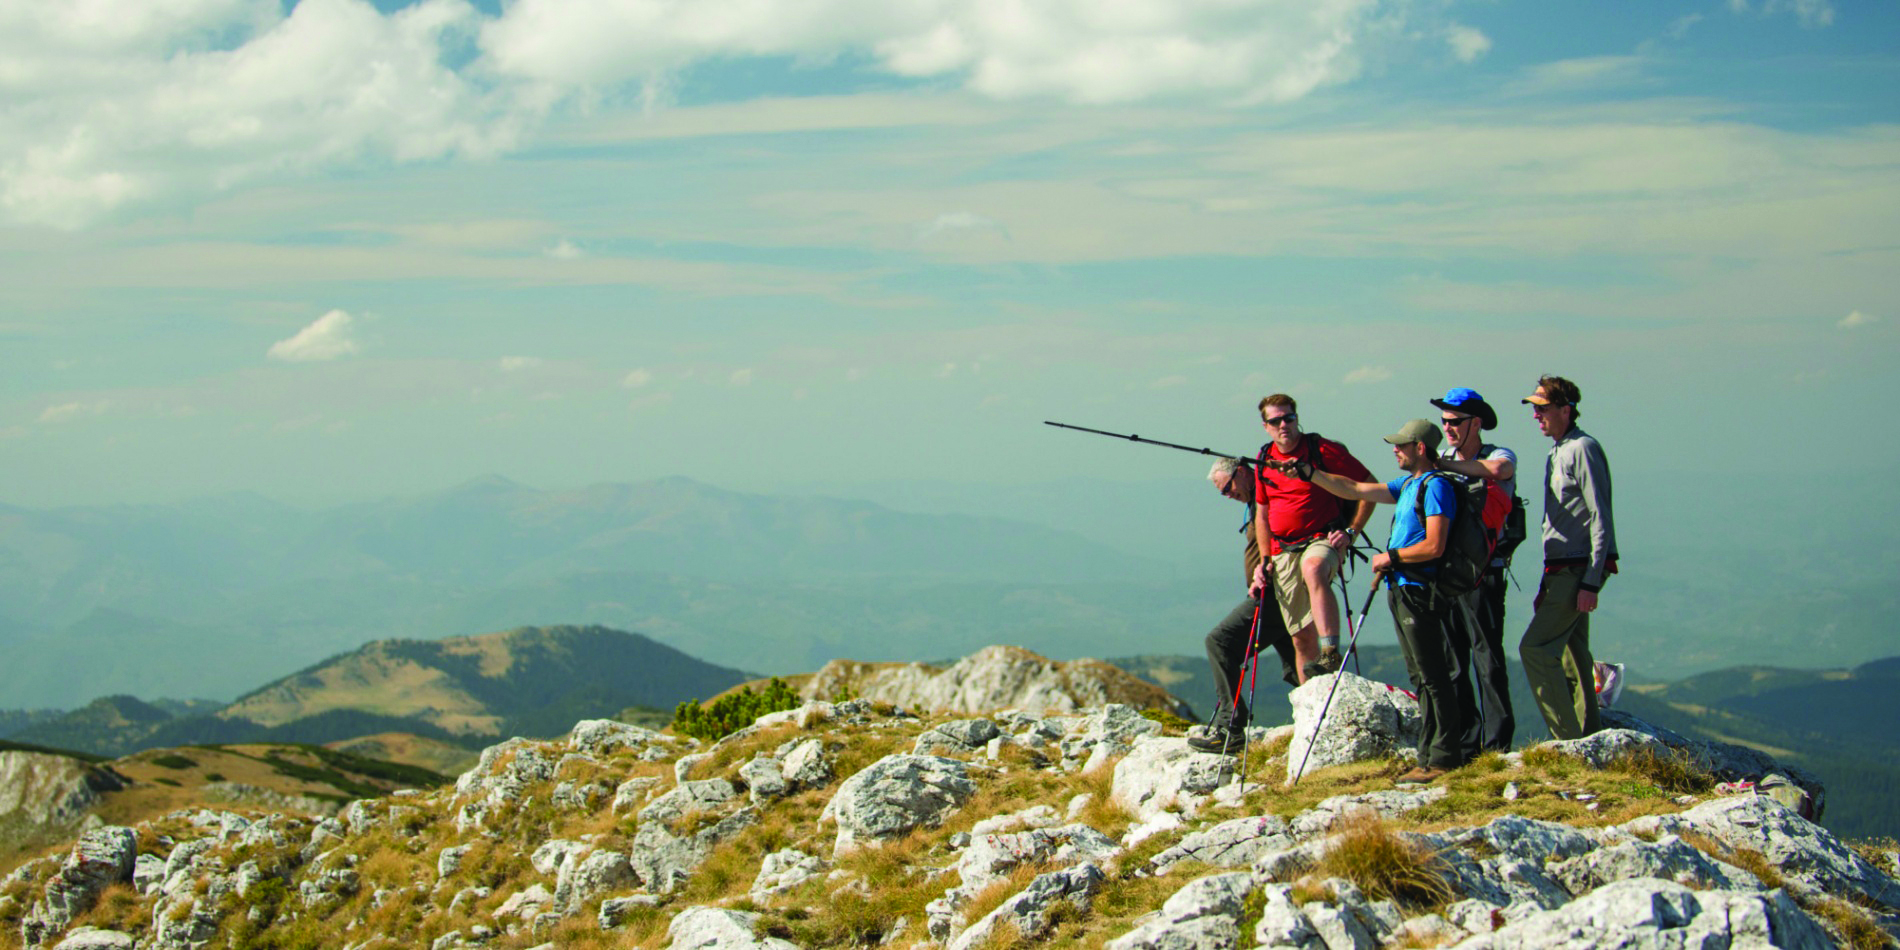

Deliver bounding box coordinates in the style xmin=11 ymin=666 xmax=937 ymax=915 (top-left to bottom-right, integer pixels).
xmin=1520 ymin=375 xmax=1618 ymax=739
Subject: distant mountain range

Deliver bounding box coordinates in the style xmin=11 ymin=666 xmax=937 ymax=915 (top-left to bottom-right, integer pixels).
xmin=0 ymin=476 xmax=1196 ymax=707
xmin=5 ymin=625 xmax=746 ymax=759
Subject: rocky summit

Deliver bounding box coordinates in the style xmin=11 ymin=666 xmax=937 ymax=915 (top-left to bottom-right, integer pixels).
xmin=2 ymin=668 xmax=1897 ymax=950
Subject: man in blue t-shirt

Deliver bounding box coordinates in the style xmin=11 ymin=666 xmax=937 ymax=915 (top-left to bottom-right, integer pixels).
xmin=1264 ymin=418 xmax=1481 ymax=785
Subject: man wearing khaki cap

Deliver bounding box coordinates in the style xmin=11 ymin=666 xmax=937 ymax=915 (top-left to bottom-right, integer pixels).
xmin=1520 ymin=375 xmax=1617 ymax=740
xmin=1265 ymin=418 xmax=1479 ymax=785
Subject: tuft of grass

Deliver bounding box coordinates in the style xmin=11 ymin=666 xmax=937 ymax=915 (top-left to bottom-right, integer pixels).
xmin=150 ymin=754 xmax=198 ymax=770
xmin=1606 ymin=746 xmax=1714 ymax=795
xmin=1809 ymin=897 xmax=1889 ymax=950
xmin=1310 ymin=813 xmax=1453 ymax=909
xmin=1137 ymin=707 xmax=1194 ymax=733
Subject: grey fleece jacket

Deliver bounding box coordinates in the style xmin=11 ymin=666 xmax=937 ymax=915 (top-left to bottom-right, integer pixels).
xmin=1540 ymin=426 xmax=1617 ymax=590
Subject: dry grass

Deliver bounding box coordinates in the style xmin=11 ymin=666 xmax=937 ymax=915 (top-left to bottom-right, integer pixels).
xmin=757 ymin=830 xmax=946 ymax=947
xmin=1808 ymin=897 xmax=1891 ymax=950
xmin=1310 ymin=812 xmax=1454 ymax=909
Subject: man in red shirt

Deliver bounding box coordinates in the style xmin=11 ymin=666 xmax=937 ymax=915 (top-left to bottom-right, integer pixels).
xmin=1252 ymin=394 xmax=1375 ymax=681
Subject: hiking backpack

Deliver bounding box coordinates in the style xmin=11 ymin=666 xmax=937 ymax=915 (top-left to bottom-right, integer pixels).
xmin=1410 ymin=471 xmax=1512 ymax=596
xmin=1255 ymin=432 xmax=1363 ymax=546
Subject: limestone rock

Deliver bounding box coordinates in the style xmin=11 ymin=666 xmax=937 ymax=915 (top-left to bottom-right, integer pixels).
xmin=665 ymin=906 xmax=801 ymax=950
xmin=555 ymin=849 xmax=635 ymax=915
xmin=1285 ymin=673 xmax=1421 ymax=782
xmin=1287 ymin=787 xmax=1448 ymax=839
xmin=778 ymin=739 xmax=831 ymax=789
xmin=567 ymin=719 xmax=675 ymax=759
xmin=0 ymin=753 xmax=126 ymax=830
xmin=632 ymin=806 xmax=759 ymax=893
xmin=739 ymin=756 xmax=788 ymax=802
xmin=821 ymin=754 xmax=977 ymax=854
xmin=803 ymin=646 xmax=1189 ymax=718
xmin=1252 ymin=883 xmax=1321 ymax=948
xmin=1106 ymin=871 xmax=1251 ymax=950
xmin=1601 ymin=709 xmax=1827 ymax=810
xmin=1150 ymin=815 xmax=1295 ymax=874
xmin=957 ymin=824 xmax=1120 ymax=894
xmin=1624 ymin=794 xmax=1900 ymax=907
xmin=1540 ymin=728 xmax=1671 ymax=769
xmin=1062 ymin=704 xmax=1164 ymax=772
xmin=598 ymin=894 xmax=662 ymax=929
xmin=1454 ymin=878 xmax=1832 ymax=950
xmin=750 ymin=849 xmax=826 ymax=901
xmin=612 ymin=776 xmax=663 ymax=812
xmin=1549 ymin=834 xmax=1763 ymax=896
xmin=494 ymin=883 xmax=554 ymax=919
xmin=21 ymin=826 xmax=137 ymax=947
xmin=50 ymin=927 xmax=135 ymax=950
xmin=970 ymin=804 xmax=1061 ymax=836
xmin=437 ymin=844 xmax=471 ymax=881
xmin=948 ymin=863 xmax=1103 ymax=950
xmin=1109 ymin=738 xmax=1234 ymax=822
xmin=453 ymin=738 xmax=559 ymax=830
xmin=915 ymin=719 xmax=1001 ymax=756
xmin=640 ymin=780 xmax=738 ymax=827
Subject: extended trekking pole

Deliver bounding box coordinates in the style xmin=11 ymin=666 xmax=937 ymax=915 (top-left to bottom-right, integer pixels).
xmin=1043 ymin=421 xmax=1255 ymax=463
xmin=1229 ymin=592 xmax=1268 ymax=796
xmin=1291 ymin=578 xmax=1383 ymax=785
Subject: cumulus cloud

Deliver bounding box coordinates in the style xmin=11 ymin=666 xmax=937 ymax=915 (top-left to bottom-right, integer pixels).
xmin=1838 ymin=310 xmax=1877 ymax=329
xmin=1343 ymin=365 xmax=1392 ymax=384
xmin=1445 ymin=25 xmax=1491 ymax=63
xmin=1 ymin=0 xmax=530 ymax=228
xmin=3 ymin=0 xmax=1438 ymax=226
xmin=267 ymin=309 xmax=361 ymax=362
xmin=622 ymin=368 xmax=653 ymax=387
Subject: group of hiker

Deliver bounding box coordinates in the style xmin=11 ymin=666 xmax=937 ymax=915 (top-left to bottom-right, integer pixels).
xmin=1192 ymin=376 xmax=1618 ymax=787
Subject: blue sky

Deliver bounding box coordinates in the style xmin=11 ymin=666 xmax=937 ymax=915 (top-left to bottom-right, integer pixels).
xmin=1 ymin=0 xmax=1896 ymax=516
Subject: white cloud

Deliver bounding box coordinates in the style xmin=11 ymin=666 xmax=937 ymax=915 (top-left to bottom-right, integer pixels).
xmin=1761 ymin=0 xmax=1834 ymax=27
xmin=729 ymin=368 xmax=753 ymax=386
xmin=545 ymin=239 xmax=584 ymax=259
xmin=919 ymin=211 xmax=1005 ymax=240
xmin=38 ymin=400 xmax=109 ymax=424
xmin=1838 ymin=310 xmax=1877 ymax=329
xmin=1343 ymin=365 xmax=1391 ymax=384
xmin=1150 ymin=375 xmax=1188 ymax=389
xmin=4 ymin=0 xmax=1433 ymax=226
xmin=500 ymin=356 xmax=543 ymax=371
xmin=1445 ymin=25 xmax=1491 ymax=64
xmin=267 ymin=309 xmax=360 ymax=362
xmin=481 ymin=0 xmax=1389 ymax=106
xmin=622 ymin=368 xmax=653 ymax=387
xmin=1 ymin=0 xmax=531 ymax=228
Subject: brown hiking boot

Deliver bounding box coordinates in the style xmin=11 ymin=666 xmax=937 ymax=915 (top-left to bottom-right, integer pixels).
xmin=1394 ymin=766 xmax=1449 ymax=786
xmin=1303 ymin=646 xmax=1343 ymax=680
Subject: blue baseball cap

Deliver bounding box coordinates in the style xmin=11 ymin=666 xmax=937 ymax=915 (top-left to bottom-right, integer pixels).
xmin=1430 ymin=387 xmax=1498 ymax=430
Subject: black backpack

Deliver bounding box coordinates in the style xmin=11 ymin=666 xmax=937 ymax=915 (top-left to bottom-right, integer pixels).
xmin=1407 ymin=471 xmax=1510 ymax=596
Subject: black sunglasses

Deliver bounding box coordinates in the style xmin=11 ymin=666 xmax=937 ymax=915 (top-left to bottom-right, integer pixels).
xmin=1263 ymin=414 xmax=1298 ymax=427
xmin=1441 ymin=415 xmax=1474 ymax=427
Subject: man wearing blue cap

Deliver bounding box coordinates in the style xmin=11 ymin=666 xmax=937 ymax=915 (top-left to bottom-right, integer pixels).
xmin=1429 ymin=388 xmax=1521 ymax=752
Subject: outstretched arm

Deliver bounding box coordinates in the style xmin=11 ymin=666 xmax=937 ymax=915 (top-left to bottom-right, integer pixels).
xmin=1266 ymin=459 xmax=1395 ymax=505
xmin=1438 ymin=454 xmax=1514 ymax=482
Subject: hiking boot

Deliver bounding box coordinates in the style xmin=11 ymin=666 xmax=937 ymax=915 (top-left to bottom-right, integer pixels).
xmin=1187 ymin=728 xmax=1247 ymax=756
xmin=1394 ymin=766 xmax=1449 ymax=786
xmin=1303 ymin=646 xmax=1343 ymax=680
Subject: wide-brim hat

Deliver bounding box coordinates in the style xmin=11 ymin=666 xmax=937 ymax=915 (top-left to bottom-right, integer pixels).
xmin=1432 ymin=387 xmax=1498 ymax=431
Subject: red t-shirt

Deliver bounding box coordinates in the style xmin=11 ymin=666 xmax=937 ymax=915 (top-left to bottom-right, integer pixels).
xmin=1253 ymin=435 xmax=1373 ymax=554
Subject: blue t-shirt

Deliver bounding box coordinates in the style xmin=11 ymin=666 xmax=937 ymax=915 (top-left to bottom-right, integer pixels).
xmin=1386 ymin=474 xmax=1457 ymax=588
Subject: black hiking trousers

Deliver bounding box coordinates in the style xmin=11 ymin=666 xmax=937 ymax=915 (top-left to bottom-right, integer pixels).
xmin=1390 ymin=584 xmax=1481 ymax=770
xmin=1204 ymin=596 xmax=1298 ymax=733
xmin=1462 ymin=567 xmax=1516 ymax=751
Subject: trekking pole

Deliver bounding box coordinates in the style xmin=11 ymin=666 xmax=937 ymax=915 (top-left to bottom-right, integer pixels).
xmin=1291 ymin=578 xmax=1383 ymax=785
xmin=1043 ymin=421 xmax=1255 ymax=463
xmin=1229 ymin=592 xmax=1267 ymax=795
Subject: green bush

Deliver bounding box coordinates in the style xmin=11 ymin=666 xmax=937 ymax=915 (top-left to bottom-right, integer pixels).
xmin=151 ymin=754 xmax=198 ymax=770
xmin=671 ymin=678 xmax=803 ymax=742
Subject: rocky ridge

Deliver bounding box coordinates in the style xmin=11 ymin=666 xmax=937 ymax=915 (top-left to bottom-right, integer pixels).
xmin=801 ymin=646 xmax=1192 ymax=720
xmin=2 ymin=668 xmax=1896 ymax=950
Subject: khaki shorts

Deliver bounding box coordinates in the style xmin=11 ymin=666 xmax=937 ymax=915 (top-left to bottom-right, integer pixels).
xmin=1271 ymin=539 xmax=1342 ymax=633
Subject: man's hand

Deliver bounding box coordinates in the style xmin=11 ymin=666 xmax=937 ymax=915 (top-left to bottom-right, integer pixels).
xmin=1577 ymin=589 xmax=1599 ymax=613
xmin=1370 ymin=551 xmax=1394 ymax=574
xmin=1326 ymin=528 xmax=1350 ymax=550
xmin=1250 ymin=561 xmax=1267 ymax=598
